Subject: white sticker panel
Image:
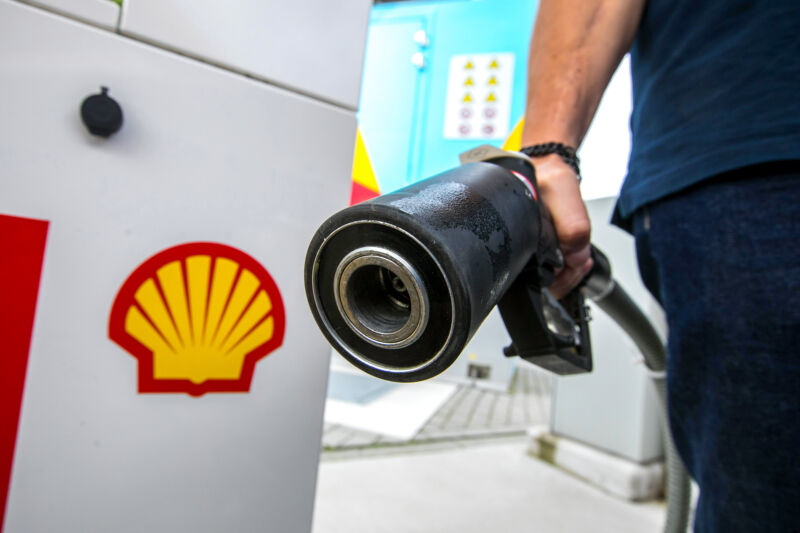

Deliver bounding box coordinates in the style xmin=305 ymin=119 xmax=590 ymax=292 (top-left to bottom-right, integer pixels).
xmin=443 ymin=53 xmax=514 ymax=140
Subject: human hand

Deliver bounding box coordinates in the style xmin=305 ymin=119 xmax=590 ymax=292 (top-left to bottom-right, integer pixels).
xmin=529 ymin=153 xmax=593 ymax=299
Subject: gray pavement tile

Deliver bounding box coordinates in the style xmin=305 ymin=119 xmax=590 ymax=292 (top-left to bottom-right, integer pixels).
xmin=323 ymin=367 xmax=554 ymax=454
xmin=341 ymin=428 xmax=383 ymax=448
xmin=323 ymin=425 xmax=361 ymax=448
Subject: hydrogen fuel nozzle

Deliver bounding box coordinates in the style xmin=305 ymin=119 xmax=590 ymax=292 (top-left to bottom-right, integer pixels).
xmin=305 ymin=145 xmax=609 ymax=382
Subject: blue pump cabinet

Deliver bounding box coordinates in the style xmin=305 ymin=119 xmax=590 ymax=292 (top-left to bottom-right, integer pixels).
xmin=359 ymin=0 xmax=539 ymax=195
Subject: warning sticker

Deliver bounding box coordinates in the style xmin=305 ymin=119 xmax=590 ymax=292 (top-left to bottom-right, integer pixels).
xmin=443 ymin=53 xmax=514 ymax=140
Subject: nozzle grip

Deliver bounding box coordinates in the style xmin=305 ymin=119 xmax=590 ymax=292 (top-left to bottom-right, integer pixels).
xmin=497 ymin=271 xmax=593 ymax=375
xmin=484 ymin=152 xmax=594 ymax=375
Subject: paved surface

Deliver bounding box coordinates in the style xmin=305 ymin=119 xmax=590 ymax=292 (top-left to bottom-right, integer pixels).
xmin=316 ymin=366 xmax=670 ymax=532
xmin=321 ymin=365 xmax=553 ymax=454
xmin=313 ymin=439 xmax=666 ymax=533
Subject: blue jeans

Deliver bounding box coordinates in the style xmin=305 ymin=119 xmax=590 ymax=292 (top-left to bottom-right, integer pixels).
xmin=631 ymin=161 xmax=800 ymax=532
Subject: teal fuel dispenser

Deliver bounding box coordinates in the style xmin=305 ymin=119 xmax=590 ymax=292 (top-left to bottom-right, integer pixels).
xmin=357 ymin=0 xmax=538 ymax=197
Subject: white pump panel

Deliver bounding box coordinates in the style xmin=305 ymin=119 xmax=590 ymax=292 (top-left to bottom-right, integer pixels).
xmin=0 ymin=1 xmax=364 ymax=531
xmin=16 ymin=0 xmax=119 ymax=29
xmin=120 ymin=0 xmax=372 ymax=109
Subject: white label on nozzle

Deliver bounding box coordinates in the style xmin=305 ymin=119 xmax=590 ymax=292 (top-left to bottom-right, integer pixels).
xmin=510 ymin=170 xmax=538 ymax=202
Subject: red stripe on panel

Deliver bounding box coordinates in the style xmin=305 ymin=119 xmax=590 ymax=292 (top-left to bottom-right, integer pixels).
xmin=0 ymin=214 xmax=49 ymax=529
xmin=349 ymin=181 xmax=380 ymax=206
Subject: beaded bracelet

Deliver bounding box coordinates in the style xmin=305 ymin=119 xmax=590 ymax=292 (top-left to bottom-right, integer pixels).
xmin=520 ymin=142 xmax=581 ymax=181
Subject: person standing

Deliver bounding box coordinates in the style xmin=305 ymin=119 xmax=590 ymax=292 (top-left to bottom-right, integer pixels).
xmin=520 ymin=1 xmax=800 ymax=530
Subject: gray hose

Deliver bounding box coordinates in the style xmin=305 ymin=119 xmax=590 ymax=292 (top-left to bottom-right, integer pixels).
xmin=590 ymin=281 xmax=691 ymax=533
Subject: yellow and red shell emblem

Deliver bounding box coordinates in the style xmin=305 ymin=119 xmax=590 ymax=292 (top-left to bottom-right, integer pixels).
xmin=109 ymin=242 xmax=285 ymax=396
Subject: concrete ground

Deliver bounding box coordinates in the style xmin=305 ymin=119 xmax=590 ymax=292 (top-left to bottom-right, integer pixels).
xmin=313 ymin=438 xmax=665 ymax=533
xmin=322 ymin=365 xmax=553 ymax=452
xmin=315 ymin=366 xmax=666 ymax=532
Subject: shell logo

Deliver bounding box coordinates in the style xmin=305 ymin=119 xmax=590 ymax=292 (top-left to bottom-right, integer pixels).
xmin=109 ymin=242 xmax=285 ymax=396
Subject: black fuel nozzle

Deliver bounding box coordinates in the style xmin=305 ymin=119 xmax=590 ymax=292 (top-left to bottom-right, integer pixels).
xmin=304 ymin=145 xmax=601 ymax=381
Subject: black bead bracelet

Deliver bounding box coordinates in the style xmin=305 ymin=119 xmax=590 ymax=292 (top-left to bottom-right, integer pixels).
xmin=520 ymin=142 xmax=581 ymax=181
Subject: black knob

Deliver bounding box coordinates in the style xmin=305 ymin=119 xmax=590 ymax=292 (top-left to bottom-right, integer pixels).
xmin=80 ymin=87 xmax=123 ymax=137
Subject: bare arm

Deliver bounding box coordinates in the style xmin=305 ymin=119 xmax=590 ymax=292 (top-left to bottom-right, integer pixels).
xmin=522 ymin=0 xmax=645 ymax=297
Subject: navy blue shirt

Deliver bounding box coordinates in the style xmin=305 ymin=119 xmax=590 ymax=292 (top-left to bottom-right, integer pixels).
xmin=615 ymin=0 xmax=800 ymax=228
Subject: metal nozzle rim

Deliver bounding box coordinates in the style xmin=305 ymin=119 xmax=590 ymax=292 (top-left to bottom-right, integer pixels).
xmin=333 ymin=246 xmax=430 ymax=349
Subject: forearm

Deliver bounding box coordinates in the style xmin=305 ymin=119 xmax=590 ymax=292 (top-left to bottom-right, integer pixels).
xmin=521 ymin=0 xmax=645 ymax=148
xmin=521 ymin=0 xmax=645 ymax=298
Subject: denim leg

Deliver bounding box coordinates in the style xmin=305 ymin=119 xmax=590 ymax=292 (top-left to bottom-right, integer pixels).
xmin=631 ymin=162 xmax=800 ymax=532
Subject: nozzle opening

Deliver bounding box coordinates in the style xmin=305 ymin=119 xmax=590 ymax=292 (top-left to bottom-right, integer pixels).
xmin=334 ymin=247 xmax=429 ymax=349
xmin=345 ymin=265 xmax=411 ymax=332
